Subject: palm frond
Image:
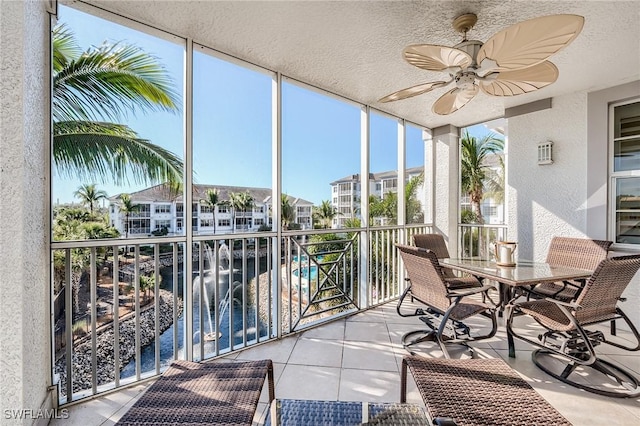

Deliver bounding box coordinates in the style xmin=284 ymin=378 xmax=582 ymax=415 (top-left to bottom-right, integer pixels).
xmin=53 ymin=121 xmax=183 ymax=186
xmin=53 ymin=41 xmax=180 ymax=122
xmin=53 ymin=24 xmax=81 ymax=73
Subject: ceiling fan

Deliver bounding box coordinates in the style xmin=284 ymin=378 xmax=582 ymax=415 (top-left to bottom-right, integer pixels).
xmin=379 ymin=13 xmax=584 ymax=115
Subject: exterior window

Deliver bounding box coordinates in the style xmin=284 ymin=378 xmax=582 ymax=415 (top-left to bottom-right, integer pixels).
xmin=176 ymin=218 xmax=183 ymax=230
xmin=155 ymin=220 xmax=171 ymax=230
xmin=176 ymin=203 xmax=184 ymax=217
xmin=154 ymin=204 xmax=171 ymax=214
xmin=200 ymin=205 xmax=213 ymax=213
xmin=131 ymin=204 xmax=150 ymax=218
xmin=254 ymin=218 xmax=264 ymax=226
xmin=254 ymin=206 xmax=264 ymax=214
xmin=218 ymin=205 xmax=229 ymax=213
xmin=611 ymin=100 xmax=640 ymax=245
xmin=200 ymin=219 xmax=214 ymax=227
xmin=129 ymin=219 xmax=150 ymax=234
xmin=218 ymin=219 xmax=231 ymax=227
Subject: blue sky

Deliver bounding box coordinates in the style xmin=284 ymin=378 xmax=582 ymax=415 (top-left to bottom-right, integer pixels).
xmin=54 ymin=5 xmax=493 ymax=206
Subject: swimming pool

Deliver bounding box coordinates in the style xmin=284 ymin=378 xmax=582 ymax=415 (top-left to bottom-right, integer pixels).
xmin=292 ymin=265 xmax=318 ymax=280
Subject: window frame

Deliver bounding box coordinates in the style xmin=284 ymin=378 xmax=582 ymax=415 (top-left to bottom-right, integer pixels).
xmin=609 ymin=98 xmax=640 ymax=247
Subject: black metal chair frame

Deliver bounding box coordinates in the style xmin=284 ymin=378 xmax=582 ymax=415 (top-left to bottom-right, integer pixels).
xmin=396 ymin=244 xmax=497 ymax=358
xmin=507 ymin=255 xmax=640 ymax=398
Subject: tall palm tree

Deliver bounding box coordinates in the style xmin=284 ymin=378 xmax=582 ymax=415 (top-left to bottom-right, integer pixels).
xmin=118 ymin=193 xmax=139 ymax=239
xmin=313 ymin=200 xmax=338 ymax=229
xmin=460 ymin=130 xmax=504 ymax=224
xmin=200 ymin=188 xmax=220 ymax=234
xmin=281 ymin=194 xmax=296 ymax=230
xmin=228 ymin=191 xmax=254 ymax=232
xmin=53 ymin=24 xmax=183 ymax=187
xmin=73 ymin=183 xmax=108 ymax=216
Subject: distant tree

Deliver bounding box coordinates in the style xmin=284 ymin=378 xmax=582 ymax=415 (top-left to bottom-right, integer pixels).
xmin=228 ymin=191 xmax=254 ymax=232
xmin=405 ymin=173 xmax=424 ymax=224
xmin=200 ymin=188 xmax=220 ymax=234
xmin=460 ymin=208 xmax=480 ymax=224
xmin=281 ymin=194 xmax=296 ymax=230
xmin=118 ymin=194 xmax=139 ymax=238
xmin=343 ymin=217 xmax=361 ymax=229
xmin=313 ymin=200 xmax=338 ymax=229
xmin=139 ymin=274 xmax=158 ymax=304
xmin=460 ymin=130 xmax=504 ymax=224
xmin=74 ymin=183 xmax=108 ymax=216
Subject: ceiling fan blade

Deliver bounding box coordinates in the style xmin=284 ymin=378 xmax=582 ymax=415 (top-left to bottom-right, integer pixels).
xmin=403 ymin=44 xmax=473 ymax=71
xmin=477 ymin=14 xmax=584 ymax=72
xmin=480 ymin=61 xmax=558 ymax=96
xmin=378 ymin=80 xmax=451 ymax=103
xmin=432 ymin=85 xmax=479 ymax=115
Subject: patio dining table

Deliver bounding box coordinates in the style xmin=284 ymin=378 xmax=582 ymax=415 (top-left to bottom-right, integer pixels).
xmin=440 ymin=258 xmax=593 ymax=358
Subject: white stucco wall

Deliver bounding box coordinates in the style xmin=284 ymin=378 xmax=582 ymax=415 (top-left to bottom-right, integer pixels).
xmin=507 ymin=92 xmax=589 ymax=261
xmin=0 ymin=1 xmax=51 ymax=424
xmin=508 ymin=86 xmax=640 ymax=331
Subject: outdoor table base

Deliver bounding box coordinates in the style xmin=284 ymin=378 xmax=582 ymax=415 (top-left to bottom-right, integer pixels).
xmin=264 ymin=399 xmax=428 ymax=425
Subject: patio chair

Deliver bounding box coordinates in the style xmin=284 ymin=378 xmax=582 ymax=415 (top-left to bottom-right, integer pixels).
xmin=413 ymin=233 xmax=482 ymax=290
xmin=529 ymin=236 xmax=611 ymax=300
xmin=400 ymin=355 xmax=571 ymax=425
xmin=116 ymin=359 xmax=275 ymax=425
xmin=507 ymin=254 xmax=640 ymax=398
xmin=396 ymin=244 xmax=497 ymax=357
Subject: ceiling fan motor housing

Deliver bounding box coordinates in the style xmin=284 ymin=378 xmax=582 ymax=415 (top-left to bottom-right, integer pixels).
xmin=454 ymin=39 xmax=483 ymax=68
xmin=455 ymin=72 xmax=477 ymax=90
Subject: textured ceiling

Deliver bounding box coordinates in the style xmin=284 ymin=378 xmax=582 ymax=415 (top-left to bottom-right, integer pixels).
xmin=83 ymin=0 xmax=640 ymax=129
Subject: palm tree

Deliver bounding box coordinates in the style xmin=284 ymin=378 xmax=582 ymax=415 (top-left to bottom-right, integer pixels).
xmin=200 ymin=188 xmax=220 ymax=234
xmin=460 ymin=130 xmax=504 ymax=224
xmin=405 ymin=173 xmax=425 ymax=224
xmin=228 ymin=191 xmax=254 ymax=232
xmin=73 ymin=183 xmax=108 ymax=216
xmin=281 ymin=194 xmax=296 ymax=230
xmin=118 ymin=194 xmax=139 ymax=239
xmin=313 ymin=200 xmax=338 ymax=229
xmin=53 ymin=24 xmax=183 ymax=187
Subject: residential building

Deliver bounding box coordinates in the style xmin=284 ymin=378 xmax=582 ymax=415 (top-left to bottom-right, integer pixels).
xmin=330 ymin=166 xmax=426 ymax=227
xmin=109 ymin=183 xmax=314 ymax=235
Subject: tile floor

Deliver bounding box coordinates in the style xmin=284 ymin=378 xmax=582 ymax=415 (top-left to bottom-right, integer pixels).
xmin=51 ymin=301 xmax=640 ymax=425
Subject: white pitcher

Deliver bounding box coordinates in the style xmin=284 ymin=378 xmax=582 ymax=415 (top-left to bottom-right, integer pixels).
xmin=495 ymin=241 xmax=517 ymax=266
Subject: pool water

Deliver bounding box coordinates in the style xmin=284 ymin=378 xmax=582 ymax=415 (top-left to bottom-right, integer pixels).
xmin=293 ymin=265 xmax=318 ymax=280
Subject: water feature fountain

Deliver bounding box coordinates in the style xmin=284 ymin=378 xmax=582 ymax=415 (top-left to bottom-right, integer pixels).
xmin=192 ymin=241 xmax=231 ymax=342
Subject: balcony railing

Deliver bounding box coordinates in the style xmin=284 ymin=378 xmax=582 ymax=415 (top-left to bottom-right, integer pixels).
xmin=458 ymin=223 xmax=508 ymax=259
xmin=50 ymin=224 xmax=431 ymax=405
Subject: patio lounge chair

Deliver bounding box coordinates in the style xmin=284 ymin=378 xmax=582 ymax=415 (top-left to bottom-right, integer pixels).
xmin=507 ymin=254 xmax=640 ymax=398
xmin=116 ymin=359 xmax=275 ymax=425
xmin=413 ymin=233 xmax=482 ymax=290
xmin=396 ymin=244 xmax=497 ymax=357
xmin=400 ymin=355 xmax=571 ymax=425
xmin=528 ymin=236 xmax=611 ymax=300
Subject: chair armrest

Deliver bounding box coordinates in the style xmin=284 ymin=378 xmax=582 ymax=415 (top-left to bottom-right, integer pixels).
xmin=433 ymin=418 xmax=458 ymax=426
xmin=544 ymin=297 xmax=582 ymax=310
xmin=447 ymin=284 xmax=495 ymax=298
